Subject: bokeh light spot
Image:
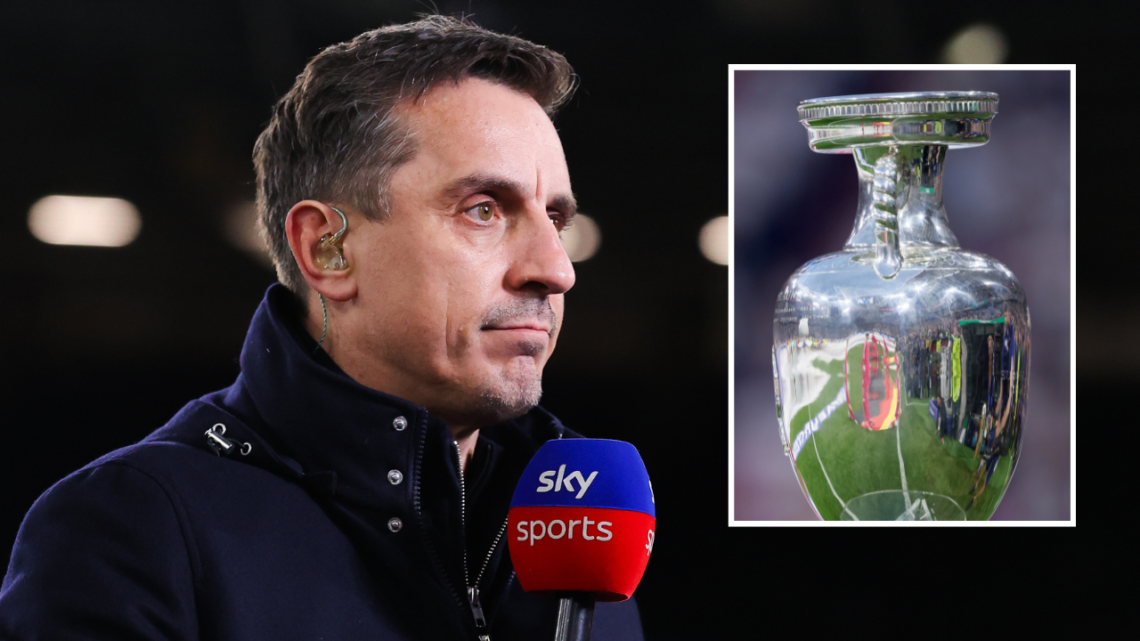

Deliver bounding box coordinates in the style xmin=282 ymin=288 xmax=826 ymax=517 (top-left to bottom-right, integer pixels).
xmin=561 ymin=213 xmax=601 ymax=262
xmin=699 ymin=215 xmax=729 ymax=265
xmin=28 ymin=195 xmax=141 ymax=247
xmin=942 ymin=24 xmax=1008 ymax=64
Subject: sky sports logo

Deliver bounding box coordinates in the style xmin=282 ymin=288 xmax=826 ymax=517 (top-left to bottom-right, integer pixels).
xmin=508 ymin=440 xmax=654 ymax=599
xmin=515 ymin=517 xmax=657 ymax=555
xmin=516 ymin=516 xmax=613 ymax=545
xmin=535 ymin=464 xmax=598 ymax=499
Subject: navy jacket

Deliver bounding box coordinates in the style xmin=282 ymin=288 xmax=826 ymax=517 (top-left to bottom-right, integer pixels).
xmin=0 ymin=285 xmax=643 ymax=640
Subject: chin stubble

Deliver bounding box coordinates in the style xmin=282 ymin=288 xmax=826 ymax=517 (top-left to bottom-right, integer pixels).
xmin=478 ymin=373 xmax=543 ymax=423
xmin=471 ymin=297 xmax=555 ymax=420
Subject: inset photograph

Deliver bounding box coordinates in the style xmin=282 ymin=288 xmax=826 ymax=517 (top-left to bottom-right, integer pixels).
xmin=731 ymin=68 xmax=1072 ymax=522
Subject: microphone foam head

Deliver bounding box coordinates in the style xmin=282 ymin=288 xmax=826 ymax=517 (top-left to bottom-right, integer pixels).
xmin=508 ymin=439 xmax=655 ymax=601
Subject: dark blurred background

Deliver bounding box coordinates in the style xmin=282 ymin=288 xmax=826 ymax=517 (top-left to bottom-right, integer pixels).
xmin=0 ymin=0 xmax=1072 ymax=636
xmin=734 ymin=70 xmax=1072 ymax=521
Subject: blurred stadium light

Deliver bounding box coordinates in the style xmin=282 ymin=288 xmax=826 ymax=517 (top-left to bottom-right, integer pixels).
xmin=222 ymin=200 xmax=273 ymax=267
xmin=28 ymin=196 xmax=141 ymax=247
xmin=561 ymin=212 xmax=600 ymax=262
xmin=700 ymin=215 xmax=729 ymax=265
xmin=942 ymin=24 xmax=1008 ymax=63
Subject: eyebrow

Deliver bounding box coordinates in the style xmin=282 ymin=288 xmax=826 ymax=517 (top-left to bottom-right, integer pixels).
xmin=442 ymin=172 xmax=577 ymax=218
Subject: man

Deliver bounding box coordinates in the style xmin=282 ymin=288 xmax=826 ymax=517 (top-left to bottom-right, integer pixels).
xmin=0 ymin=16 xmax=644 ymax=640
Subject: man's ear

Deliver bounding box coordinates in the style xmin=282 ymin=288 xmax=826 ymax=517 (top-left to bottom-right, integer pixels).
xmin=285 ymin=200 xmax=358 ymax=303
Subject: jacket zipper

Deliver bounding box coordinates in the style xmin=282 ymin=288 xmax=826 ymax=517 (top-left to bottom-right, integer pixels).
xmin=412 ymin=414 xmax=471 ymax=639
xmin=455 ymin=441 xmax=510 ymax=639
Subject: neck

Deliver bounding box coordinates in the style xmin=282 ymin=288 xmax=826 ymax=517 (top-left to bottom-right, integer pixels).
xmin=454 ymin=428 xmax=480 ymax=473
xmin=845 ymin=144 xmax=959 ymax=249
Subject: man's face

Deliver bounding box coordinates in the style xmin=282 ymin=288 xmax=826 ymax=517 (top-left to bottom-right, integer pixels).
xmin=347 ymin=77 xmax=576 ymax=428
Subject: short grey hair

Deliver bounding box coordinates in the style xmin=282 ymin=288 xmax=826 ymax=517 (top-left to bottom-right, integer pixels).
xmin=252 ymin=15 xmax=577 ymax=294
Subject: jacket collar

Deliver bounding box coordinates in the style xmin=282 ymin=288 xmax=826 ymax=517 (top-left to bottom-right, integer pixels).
xmin=212 ymin=284 xmax=566 ymax=508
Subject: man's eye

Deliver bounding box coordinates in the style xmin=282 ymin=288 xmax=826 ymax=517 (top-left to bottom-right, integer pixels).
xmin=467 ymin=203 xmax=495 ymax=222
xmin=550 ymin=212 xmax=573 ymax=231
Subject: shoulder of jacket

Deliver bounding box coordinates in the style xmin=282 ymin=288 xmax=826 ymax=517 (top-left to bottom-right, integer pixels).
xmin=7 ymin=443 xmax=208 ymax=622
xmin=43 ymin=398 xmax=287 ymax=515
xmin=29 ymin=437 xmax=208 ymax=532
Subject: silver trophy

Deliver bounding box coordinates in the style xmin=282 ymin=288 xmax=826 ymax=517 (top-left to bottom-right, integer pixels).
xmin=772 ymin=92 xmax=1029 ymax=520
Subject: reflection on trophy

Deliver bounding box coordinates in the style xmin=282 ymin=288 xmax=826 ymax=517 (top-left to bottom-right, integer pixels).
xmin=772 ymin=92 xmax=1029 ymax=521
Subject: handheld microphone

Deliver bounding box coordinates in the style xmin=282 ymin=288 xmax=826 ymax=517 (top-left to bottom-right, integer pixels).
xmin=508 ymin=439 xmax=655 ymax=641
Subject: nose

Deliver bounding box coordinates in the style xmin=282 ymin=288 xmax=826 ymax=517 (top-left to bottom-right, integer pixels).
xmin=506 ymin=209 xmax=576 ymax=295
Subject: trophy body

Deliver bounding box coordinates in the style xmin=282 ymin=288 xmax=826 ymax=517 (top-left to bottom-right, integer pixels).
xmin=773 ymin=92 xmax=1029 ymax=520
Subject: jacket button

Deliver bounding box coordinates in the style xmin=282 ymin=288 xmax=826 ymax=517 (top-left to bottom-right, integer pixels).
xmin=392 ymin=416 xmax=407 ymax=431
xmin=387 ymin=469 xmax=404 ymax=485
xmin=387 ymin=517 xmax=403 ymax=533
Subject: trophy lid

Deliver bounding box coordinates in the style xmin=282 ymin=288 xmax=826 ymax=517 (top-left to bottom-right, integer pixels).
xmin=798 ymin=91 xmax=998 ymax=153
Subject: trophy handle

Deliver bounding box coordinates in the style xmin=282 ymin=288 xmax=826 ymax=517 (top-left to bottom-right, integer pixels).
xmin=872 ymin=148 xmax=905 ymax=279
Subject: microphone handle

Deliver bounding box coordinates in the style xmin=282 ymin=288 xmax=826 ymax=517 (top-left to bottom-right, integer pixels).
xmin=554 ymin=593 xmax=595 ymax=641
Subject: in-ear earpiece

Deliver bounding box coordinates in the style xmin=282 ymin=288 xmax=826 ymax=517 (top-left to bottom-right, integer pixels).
xmin=314 ymin=206 xmax=349 ymax=270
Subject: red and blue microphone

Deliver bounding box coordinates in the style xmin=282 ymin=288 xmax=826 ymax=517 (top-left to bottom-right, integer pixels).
xmin=508 ymin=439 xmax=655 ymax=641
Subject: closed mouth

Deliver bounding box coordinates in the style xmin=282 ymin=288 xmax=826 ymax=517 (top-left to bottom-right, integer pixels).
xmin=483 ymin=323 xmax=551 ymax=335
